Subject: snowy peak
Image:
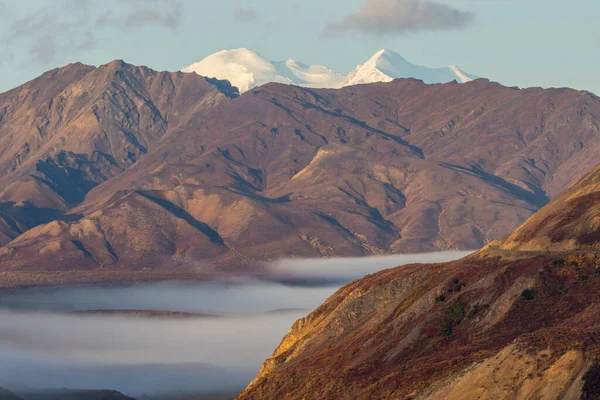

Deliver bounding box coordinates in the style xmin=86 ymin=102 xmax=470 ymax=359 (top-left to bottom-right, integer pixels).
xmin=342 ymin=49 xmax=476 ymax=87
xmin=181 ymin=48 xmax=344 ymax=93
xmin=181 ymin=48 xmax=283 ymax=93
xmin=181 ymin=48 xmax=476 ymax=93
xmin=448 ymin=65 xmax=475 ymax=84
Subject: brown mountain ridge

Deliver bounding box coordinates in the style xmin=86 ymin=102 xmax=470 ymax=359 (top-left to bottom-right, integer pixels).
xmin=0 ymin=60 xmax=237 ymax=247
xmin=2 ymin=62 xmax=600 ymax=286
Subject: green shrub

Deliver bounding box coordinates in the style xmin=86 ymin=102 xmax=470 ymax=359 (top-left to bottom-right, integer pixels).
xmin=440 ymin=302 xmax=466 ymax=338
xmin=582 ymin=361 xmax=600 ymax=399
xmin=447 ymin=302 xmax=465 ymax=320
xmin=468 ymin=304 xmax=481 ymax=319
xmin=453 ymin=282 xmax=466 ymax=292
xmin=448 ymin=278 xmax=466 ymax=293
xmin=442 ymin=318 xmax=455 ymax=337
xmin=521 ymin=288 xmax=538 ymax=300
xmin=558 ymin=285 xmax=569 ymax=294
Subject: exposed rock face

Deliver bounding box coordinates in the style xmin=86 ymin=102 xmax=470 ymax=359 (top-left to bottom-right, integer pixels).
xmin=3 ymin=72 xmax=600 ymax=285
xmin=239 ymin=160 xmax=600 ymax=399
xmin=0 ymin=61 xmax=236 ymax=246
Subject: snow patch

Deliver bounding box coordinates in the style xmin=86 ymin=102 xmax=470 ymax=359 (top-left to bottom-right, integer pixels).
xmin=342 ymin=49 xmax=477 ymax=86
xmin=182 ymin=48 xmax=344 ymax=93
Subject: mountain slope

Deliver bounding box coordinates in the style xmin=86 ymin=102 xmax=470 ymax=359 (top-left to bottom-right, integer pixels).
xmin=342 ymin=49 xmax=476 ymax=86
xmin=0 ymin=61 xmax=236 ymax=245
xmin=182 ymin=48 xmax=345 ymax=93
xmin=181 ymin=48 xmax=475 ymax=93
xmin=239 ymin=251 xmax=600 ymax=399
xmin=500 ymin=160 xmax=600 ymax=252
xmin=2 ymin=78 xmax=600 ymax=286
xmin=238 ymin=159 xmax=600 ymax=400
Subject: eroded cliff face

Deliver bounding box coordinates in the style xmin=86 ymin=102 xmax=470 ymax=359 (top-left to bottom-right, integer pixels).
xmin=239 ymin=251 xmax=600 ymax=399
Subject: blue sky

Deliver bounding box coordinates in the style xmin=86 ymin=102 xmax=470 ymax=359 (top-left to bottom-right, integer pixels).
xmin=0 ymin=0 xmax=598 ymax=94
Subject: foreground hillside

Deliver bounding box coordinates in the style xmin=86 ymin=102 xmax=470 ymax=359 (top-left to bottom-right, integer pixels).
xmin=240 ymin=254 xmax=600 ymax=399
xmin=2 ymin=65 xmax=600 ymax=285
xmin=239 ymin=162 xmax=600 ymax=399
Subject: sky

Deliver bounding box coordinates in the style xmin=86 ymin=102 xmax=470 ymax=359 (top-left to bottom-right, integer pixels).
xmin=0 ymin=0 xmax=598 ymax=94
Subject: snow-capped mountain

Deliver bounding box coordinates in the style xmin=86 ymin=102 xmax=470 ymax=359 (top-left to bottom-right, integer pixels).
xmin=182 ymin=48 xmax=476 ymax=93
xmin=342 ymin=49 xmax=475 ymax=86
xmin=181 ymin=48 xmax=345 ymax=93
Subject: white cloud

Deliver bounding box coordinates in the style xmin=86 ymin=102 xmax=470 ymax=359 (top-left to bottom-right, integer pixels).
xmin=323 ymin=0 xmax=474 ymax=36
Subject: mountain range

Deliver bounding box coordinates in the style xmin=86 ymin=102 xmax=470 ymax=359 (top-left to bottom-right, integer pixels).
xmin=4 ymin=52 xmax=600 ymax=399
xmin=182 ymin=48 xmax=476 ymax=93
xmin=0 ymin=60 xmax=599 ymax=287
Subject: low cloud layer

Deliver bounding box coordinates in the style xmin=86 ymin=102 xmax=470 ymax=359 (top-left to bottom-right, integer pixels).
xmin=0 ymin=281 xmax=335 ymax=314
xmin=0 ymin=311 xmax=298 ymax=396
xmin=0 ymin=251 xmax=472 ymax=313
xmin=323 ymin=0 xmax=474 ymax=36
xmin=0 ymin=251 xmax=470 ymax=397
xmin=1 ymin=0 xmax=183 ymax=65
xmin=267 ymin=251 xmax=472 ymax=284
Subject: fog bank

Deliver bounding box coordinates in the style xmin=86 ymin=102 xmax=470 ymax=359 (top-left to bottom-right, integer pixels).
xmin=0 ymin=310 xmax=302 ymax=396
xmin=0 ymin=251 xmax=471 ymax=397
xmin=266 ymin=251 xmax=473 ymax=284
